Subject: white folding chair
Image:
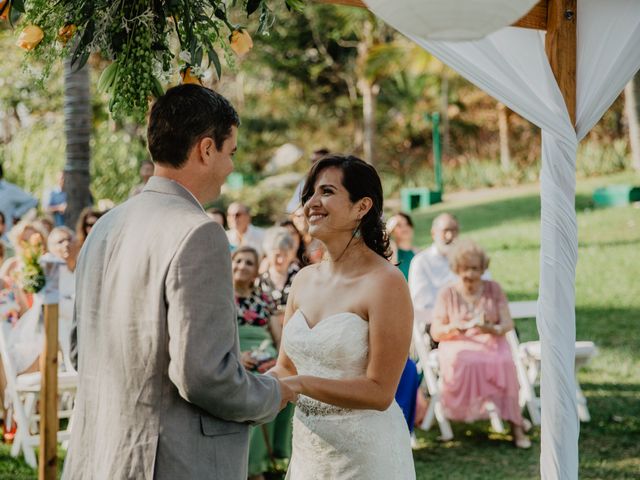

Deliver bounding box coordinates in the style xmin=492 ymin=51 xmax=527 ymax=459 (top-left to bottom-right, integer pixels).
xmin=506 ymin=301 xmax=542 ymax=425
xmin=412 ymin=322 xmax=453 ymax=440
xmin=412 ymin=322 xmax=506 ymax=439
xmin=508 ymin=300 xmax=597 ymax=424
xmin=0 ymin=306 xmax=78 ymax=468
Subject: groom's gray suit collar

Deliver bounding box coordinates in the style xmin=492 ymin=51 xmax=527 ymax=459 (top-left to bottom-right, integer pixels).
xmin=143 ymin=176 xmax=203 ymax=211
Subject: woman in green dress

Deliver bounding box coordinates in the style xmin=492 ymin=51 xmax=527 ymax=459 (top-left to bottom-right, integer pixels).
xmin=232 ymin=246 xmax=291 ymax=480
xmin=387 ymin=212 xmax=420 ymax=280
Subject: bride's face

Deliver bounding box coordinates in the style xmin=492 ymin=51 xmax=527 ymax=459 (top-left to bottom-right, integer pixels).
xmin=303 ymin=167 xmax=361 ymax=240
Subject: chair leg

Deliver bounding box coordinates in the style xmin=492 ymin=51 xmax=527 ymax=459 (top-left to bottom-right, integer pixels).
xmin=485 ymin=401 xmax=505 ymax=433
xmin=575 ymin=382 xmax=591 ymax=422
xmin=434 ymin=397 xmax=454 ymax=441
xmin=527 ymin=398 xmax=541 ymax=426
xmin=11 ymin=392 xmax=37 ymax=466
xmin=420 ymin=393 xmax=436 ymax=431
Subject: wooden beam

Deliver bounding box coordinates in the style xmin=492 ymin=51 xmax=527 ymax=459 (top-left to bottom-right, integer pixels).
xmin=512 ymin=1 xmax=548 ymax=30
xmin=39 ymin=304 xmax=59 ymax=480
xmin=545 ymin=0 xmax=577 ymax=126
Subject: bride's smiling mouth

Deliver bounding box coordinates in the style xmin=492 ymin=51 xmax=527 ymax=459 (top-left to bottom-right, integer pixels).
xmin=307 ymin=212 xmax=327 ymax=224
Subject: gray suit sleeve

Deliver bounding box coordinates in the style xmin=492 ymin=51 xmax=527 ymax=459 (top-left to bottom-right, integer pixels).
xmin=165 ymin=221 xmax=281 ymax=424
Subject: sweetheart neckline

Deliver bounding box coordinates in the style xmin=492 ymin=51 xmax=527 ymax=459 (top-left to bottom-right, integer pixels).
xmin=293 ymin=309 xmax=368 ymax=331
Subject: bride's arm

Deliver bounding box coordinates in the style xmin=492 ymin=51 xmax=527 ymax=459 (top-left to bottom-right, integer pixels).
xmin=282 ymin=269 xmax=413 ymax=411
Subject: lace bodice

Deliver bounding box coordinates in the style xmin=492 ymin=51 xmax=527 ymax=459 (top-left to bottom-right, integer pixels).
xmin=284 ymin=310 xmax=369 ymax=380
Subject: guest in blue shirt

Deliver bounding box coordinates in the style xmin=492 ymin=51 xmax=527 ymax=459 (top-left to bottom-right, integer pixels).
xmin=42 ymin=172 xmax=67 ymax=227
xmin=0 ymin=164 xmax=38 ymax=228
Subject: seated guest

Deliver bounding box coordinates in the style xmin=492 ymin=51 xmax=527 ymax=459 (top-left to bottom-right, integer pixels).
xmin=232 ymin=247 xmax=292 ymax=479
xmin=3 ymin=220 xmax=49 ymax=284
xmin=289 ymin=206 xmax=325 ymax=264
xmin=227 ymin=202 xmax=265 ymax=256
xmin=75 ymin=207 xmax=102 ymax=249
xmin=0 ymin=226 xmax=47 ymax=441
xmin=279 ymin=220 xmax=307 ymax=267
xmin=387 ymin=212 xmax=420 ymax=280
xmin=385 ymin=213 xmax=422 ymax=432
xmin=205 ymin=207 xmax=228 ymax=229
xmin=259 ymin=228 xmax=300 ymax=311
xmin=408 ymin=213 xmax=460 ymax=332
xmin=430 ymin=240 xmax=530 ymax=449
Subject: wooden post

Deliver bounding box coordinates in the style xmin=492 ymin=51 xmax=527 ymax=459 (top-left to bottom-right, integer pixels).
xmin=39 ymin=304 xmax=58 ymax=480
xmin=545 ymin=0 xmax=577 ymax=126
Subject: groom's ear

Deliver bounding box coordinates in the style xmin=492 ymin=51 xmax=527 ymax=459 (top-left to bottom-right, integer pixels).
xmin=197 ymin=137 xmax=217 ymax=166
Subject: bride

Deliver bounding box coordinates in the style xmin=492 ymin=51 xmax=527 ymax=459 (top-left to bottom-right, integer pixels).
xmin=269 ymin=154 xmax=416 ymax=479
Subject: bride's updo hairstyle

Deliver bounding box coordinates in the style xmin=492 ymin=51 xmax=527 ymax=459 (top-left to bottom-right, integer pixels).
xmin=301 ymin=154 xmax=391 ymax=260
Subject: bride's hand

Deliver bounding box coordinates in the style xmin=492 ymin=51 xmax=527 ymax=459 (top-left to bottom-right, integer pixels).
xmin=280 ymin=375 xmax=304 ymax=395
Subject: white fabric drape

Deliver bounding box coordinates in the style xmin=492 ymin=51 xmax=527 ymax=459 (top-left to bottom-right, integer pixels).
xmin=364 ymin=0 xmax=538 ymax=40
xmin=367 ymin=1 xmax=640 ymax=478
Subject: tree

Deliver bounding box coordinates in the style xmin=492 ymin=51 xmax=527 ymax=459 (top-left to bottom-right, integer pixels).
xmin=497 ymin=102 xmax=511 ymax=171
xmin=63 ymin=58 xmax=92 ymax=228
xmin=624 ymin=74 xmax=640 ymax=171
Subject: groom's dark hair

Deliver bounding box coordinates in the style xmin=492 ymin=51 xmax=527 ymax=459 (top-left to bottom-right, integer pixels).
xmin=147 ymin=84 xmax=240 ymax=168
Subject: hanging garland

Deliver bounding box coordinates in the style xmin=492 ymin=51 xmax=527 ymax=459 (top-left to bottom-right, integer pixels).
xmin=1 ymin=0 xmax=304 ymax=121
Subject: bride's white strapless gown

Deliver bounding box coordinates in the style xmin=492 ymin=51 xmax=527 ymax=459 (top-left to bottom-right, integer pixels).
xmin=283 ymin=310 xmax=416 ymax=480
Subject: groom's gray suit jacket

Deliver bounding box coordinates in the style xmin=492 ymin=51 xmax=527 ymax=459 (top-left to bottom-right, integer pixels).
xmin=63 ymin=177 xmax=280 ymax=480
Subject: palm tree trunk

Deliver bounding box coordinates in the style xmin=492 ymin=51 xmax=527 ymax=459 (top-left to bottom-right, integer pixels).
xmin=498 ymin=102 xmax=512 ymax=171
xmin=63 ymin=58 xmax=93 ymax=228
xmin=624 ymin=75 xmax=640 ymax=171
xmin=358 ymin=78 xmax=378 ymax=165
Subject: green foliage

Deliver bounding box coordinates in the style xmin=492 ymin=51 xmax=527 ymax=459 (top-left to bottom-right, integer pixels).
xmin=90 ymin=124 xmax=149 ymax=203
xmin=0 ymin=118 xmax=147 ymax=205
xmin=17 ymin=0 xmax=303 ymax=121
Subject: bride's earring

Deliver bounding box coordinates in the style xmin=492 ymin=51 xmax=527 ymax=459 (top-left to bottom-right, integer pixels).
xmin=353 ymin=217 xmax=362 ymax=238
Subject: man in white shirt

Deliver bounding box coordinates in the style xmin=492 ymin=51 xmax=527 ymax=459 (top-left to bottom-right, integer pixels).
xmin=0 ymin=164 xmax=38 ymax=228
xmin=226 ymin=202 xmax=265 ymax=256
xmin=408 ymin=215 xmax=495 ymax=428
xmin=409 ymin=213 xmax=484 ymax=333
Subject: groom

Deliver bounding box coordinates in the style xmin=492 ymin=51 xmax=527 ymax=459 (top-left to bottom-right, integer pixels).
xmin=63 ymin=85 xmax=295 ymax=479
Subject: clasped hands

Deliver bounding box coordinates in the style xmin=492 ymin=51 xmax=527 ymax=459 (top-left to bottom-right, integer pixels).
xmin=266 ymin=370 xmax=303 ymax=411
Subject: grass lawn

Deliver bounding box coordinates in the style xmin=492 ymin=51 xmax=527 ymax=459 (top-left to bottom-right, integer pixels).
xmin=1 ymin=171 xmax=638 ymax=479
xmin=411 ymin=171 xmax=640 ymax=479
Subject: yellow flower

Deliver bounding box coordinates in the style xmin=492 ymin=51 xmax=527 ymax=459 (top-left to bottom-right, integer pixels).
xmin=16 ymin=25 xmax=45 ymax=51
xmin=57 ymin=24 xmax=77 ymax=44
xmin=0 ymin=0 xmax=10 ymax=21
xmin=229 ymin=29 xmax=253 ymax=56
xmin=180 ymin=67 xmax=202 ymax=86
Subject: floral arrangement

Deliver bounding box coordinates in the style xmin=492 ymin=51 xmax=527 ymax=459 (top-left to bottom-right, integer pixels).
xmin=19 ymin=237 xmax=46 ymax=294
xmin=1 ymin=0 xmax=304 ymax=121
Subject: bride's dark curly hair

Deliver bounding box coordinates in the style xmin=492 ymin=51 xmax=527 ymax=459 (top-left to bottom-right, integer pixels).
xmin=301 ymin=154 xmax=391 ymax=260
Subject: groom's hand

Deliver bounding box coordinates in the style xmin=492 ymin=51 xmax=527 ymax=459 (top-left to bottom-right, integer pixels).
xmin=277 ymin=379 xmax=297 ymax=410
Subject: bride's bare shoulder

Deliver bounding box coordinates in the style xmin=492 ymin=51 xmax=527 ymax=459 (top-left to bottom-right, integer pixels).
xmin=369 ymin=256 xmax=407 ymax=285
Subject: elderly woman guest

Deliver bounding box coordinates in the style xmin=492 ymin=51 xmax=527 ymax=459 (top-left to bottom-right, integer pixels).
xmin=232 ymin=247 xmax=292 ymax=479
xmin=259 ymin=227 xmax=300 ymax=310
xmin=387 ymin=212 xmax=419 ymax=279
xmin=279 ymin=220 xmax=307 ymax=267
xmin=431 ymin=239 xmax=530 ymax=448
